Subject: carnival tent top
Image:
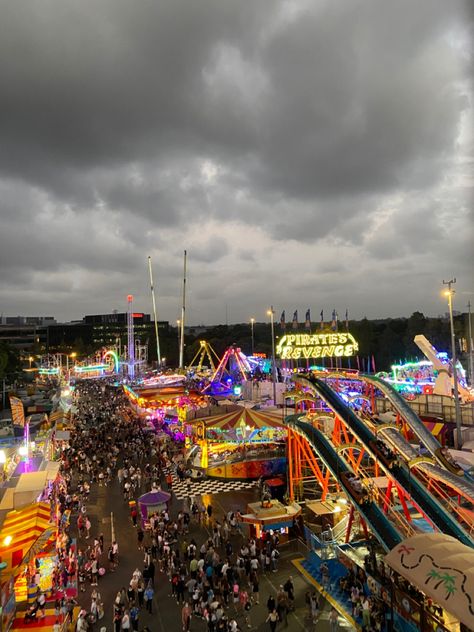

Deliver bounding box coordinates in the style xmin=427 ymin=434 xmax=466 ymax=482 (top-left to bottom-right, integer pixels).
xmin=124 ymin=384 xmax=208 ymax=409
xmin=0 ymin=501 xmax=56 ymax=575
xmin=13 ymin=471 xmax=48 ymax=509
xmin=196 ymin=408 xmax=286 ymax=431
xmin=385 ymin=533 xmax=474 ymax=629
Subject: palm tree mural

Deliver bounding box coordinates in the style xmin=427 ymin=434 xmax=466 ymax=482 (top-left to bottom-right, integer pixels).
xmin=444 ymin=583 xmax=456 ymax=601
xmin=425 ymin=568 xmax=441 ymax=585
xmin=434 ymin=573 xmax=457 ymax=599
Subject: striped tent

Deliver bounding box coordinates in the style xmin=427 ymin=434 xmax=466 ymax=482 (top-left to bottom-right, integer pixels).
xmin=49 ymin=410 xmax=72 ymax=423
xmin=0 ymin=502 xmax=56 ymax=575
xmin=9 ymin=396 xmax=25 ymax=427
xmin=198 ymin=408 xmax=286 ymax=430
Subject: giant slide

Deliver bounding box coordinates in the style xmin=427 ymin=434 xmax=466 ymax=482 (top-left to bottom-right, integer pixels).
xmin=294 ymin=375 xmax=473 ymax=547
xmin=363 ymin=374 xmax=442 ymax=457
xmin=369 ymin=418 xmax=474 ymax=505
xmin=286 ymin=414 xmax=402 ymax=551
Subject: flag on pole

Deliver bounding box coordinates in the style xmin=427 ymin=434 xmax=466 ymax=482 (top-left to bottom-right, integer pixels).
xmin=9 ymin=395 xmax=25 ymax=427
xmin=331 ymin=309 xmax=337 ymax=331
xmin=372 ymin=354 xmax=376 ymax=374
xmin=292 ymin=310 xmax=298 ymax=329
xmin=320 ymin=309 xmax=324 ymax=330
xmin=345 ymin=309 xmax=349 ymax=331
xmin=280 ymin=310 xmax=286 ymax=331
xmin=305 ymin=309 xmax=311 ymax=330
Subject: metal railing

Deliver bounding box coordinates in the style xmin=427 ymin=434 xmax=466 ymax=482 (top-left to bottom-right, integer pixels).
xmin=375 ymin=394 xmax=474 ymax=426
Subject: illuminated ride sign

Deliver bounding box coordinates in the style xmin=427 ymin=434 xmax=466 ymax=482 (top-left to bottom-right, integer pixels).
xmin=276 ymin=332 xmax=359 ymax=360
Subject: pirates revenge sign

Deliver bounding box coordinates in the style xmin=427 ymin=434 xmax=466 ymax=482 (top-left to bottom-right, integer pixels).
xmin=276 ymin=332 xmax=359 ymax=360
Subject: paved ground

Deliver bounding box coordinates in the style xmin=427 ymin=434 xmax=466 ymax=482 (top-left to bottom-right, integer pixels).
xmin=79 ymin=477 xmax=352 ymax=632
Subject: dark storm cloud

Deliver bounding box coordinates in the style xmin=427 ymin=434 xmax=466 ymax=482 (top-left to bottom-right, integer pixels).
xmin=0 ymin=0 xmax=472 ymax=321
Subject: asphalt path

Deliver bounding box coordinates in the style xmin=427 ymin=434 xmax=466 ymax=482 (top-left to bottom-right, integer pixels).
xmin=74 ymin=470 xmax=352 ymax=632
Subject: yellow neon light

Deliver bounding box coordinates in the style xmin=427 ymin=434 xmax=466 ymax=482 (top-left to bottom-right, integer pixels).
xmin=276 ymin=331 xmax=359 ymax=360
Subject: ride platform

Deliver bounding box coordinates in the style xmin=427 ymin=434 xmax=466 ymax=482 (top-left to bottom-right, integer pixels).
xmin=241 ymin=500 xmax=302 ymax=534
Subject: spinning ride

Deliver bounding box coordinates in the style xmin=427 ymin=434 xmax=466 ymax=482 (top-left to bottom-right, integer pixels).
xmin=186 ymin=407 xmax=286 ymax=479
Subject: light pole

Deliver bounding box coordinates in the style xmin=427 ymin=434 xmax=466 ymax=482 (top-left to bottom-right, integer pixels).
xmin=69 ymin=352 xmax=77 ymax=381
xmin=176 ymin=320 xmax=181 ymax=368
xmin=443 ymin=279 xmax=462 ymax=449
xmin=267 ymin=307 xmax=277 ymax=405
xmin=28 ymin=356 xmax=33 ymax=369
xmin=250 ymin=318 xmax=255 ymax=356
xmin=468 ymin=301 xmax=474 ymax=387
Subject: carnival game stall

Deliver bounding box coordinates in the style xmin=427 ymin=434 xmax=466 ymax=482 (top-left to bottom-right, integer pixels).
xmin=186 ymin=408 xmax=287 ymax=480
xmin=0 ymin=502 xmax=57 ymax=603
xmin=137 ymin=490 xmax=171 ymax=528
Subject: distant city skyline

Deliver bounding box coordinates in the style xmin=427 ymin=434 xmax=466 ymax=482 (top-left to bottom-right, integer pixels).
xmin=0 ymin=305 xmax=465 ymax=327
xmin=0 ymin=1 xmax=472 ymax=323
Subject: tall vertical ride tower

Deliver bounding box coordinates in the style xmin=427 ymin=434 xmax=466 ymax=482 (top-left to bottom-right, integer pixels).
xmin=127 ymin=294 xmax=135 ymax=379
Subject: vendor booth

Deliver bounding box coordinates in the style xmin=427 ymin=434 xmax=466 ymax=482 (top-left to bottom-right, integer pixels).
xmin=138 ymin=490 xmax=171 ymax=527
xmin=0 ymin=501 xmax=57 ymax=604
xmin=241 ymin=500 xmax=302 ymax=539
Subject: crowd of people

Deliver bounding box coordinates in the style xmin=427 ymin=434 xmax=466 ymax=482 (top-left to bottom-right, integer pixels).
xmin=54 ymin=379 xmax=309 ymax=632
xmin=338 ymin=567 xmax=385 ymax=631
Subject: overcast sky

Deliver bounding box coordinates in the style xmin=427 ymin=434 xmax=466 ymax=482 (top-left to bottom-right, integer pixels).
xmin=0 ymin=0 xmax=472 ymax=325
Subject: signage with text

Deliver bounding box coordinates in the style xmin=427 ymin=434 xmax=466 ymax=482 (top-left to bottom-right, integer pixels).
xmin=276 ymin=332 xmax=359 ymax=360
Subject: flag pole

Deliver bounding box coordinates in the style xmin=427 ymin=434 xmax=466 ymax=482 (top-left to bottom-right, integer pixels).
xmin=147 ymin=256 xmax=161 ymax=367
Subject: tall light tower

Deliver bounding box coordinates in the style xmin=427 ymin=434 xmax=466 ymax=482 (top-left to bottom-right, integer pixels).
xmin=127 ymin=294 xmax=135 ymax=379
xmin=267 ymin=307 xmax=277 ymax=405
xmin=443 ymin=279 xmax=462 ymax=449
xmin=250 ymin=318 xmax=255 ymax=355
xmin=468 ymin=301 xmax=474 ymax=387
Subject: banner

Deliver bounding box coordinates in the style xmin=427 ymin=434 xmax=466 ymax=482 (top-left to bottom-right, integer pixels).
xmin=9 ymin=395 xmax=25 ymax=427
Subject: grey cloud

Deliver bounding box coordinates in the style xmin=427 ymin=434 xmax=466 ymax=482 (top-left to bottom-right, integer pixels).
xmin=0 ymin=0 xmax=472 ymax=322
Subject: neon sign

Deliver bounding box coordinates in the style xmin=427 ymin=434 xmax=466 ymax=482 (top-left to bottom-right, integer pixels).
xmin=276 ymin=332 xmax=359 ymax=360
xmin=103 ymin=350 xmax=120 ymax=373
xmin=74 ymin=364 xmax=108 ymax=373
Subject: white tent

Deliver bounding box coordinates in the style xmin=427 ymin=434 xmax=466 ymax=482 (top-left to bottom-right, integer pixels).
xmin=385 ymin=533 xmax=474 ymax=629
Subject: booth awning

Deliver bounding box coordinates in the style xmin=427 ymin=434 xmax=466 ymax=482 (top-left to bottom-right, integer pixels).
xmin=54 ymin=430 xmax=70 ymax=441
xmin=385 ymin=533 xmax=474 ymax=629
xmin=13 ymin=471 xmax=48 ymax=509
xmin=45 ymin=461 xmax=61 ymax=481
xmin=0 ymin=502 xmax=56 ymax=575
xmin=49 ymin=410 xmax=71 ymax=421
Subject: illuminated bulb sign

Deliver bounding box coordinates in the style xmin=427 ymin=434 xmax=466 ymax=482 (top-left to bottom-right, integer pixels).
xmin=276 ymin=332 xmax=359 ymax=360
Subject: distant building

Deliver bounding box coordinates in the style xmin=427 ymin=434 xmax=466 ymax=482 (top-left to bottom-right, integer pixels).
xmin=46 ymin=312 xmax=169 ymax=351
xmin=0 ymin=324 xmax=47 ymax=350
xmin=0 ymin=315 xmax=56 ymax=326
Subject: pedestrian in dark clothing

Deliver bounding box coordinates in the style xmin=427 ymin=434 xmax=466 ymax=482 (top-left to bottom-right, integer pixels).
xmin=267 ymin=595 xmax=276 ymax=613
xmin=176 ymin=577 xmax=186 ymax=604
xmin=137 ymin=581 xmax=145 ymax=607
xmin=148 ymin=560 xmax=155 ymax=587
